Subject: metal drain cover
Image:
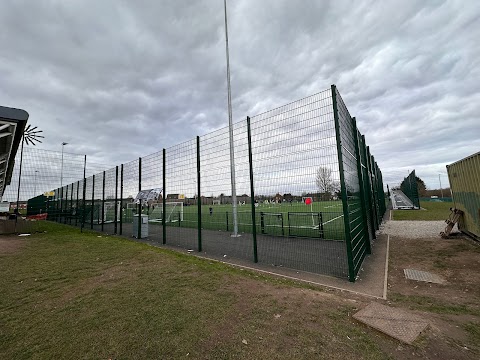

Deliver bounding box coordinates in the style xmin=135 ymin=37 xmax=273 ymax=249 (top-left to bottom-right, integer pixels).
xmin=353 ymin=302 xmax=429 ymax=344
xmin=404 ymin=269 xmax=445 ymax=284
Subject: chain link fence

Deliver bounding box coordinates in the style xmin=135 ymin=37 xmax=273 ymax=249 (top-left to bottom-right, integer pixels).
xmin=26 ymin=85 xmax=386 ymax=282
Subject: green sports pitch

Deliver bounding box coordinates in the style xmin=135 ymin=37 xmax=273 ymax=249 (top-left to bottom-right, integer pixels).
xmin=118 ymin=201 xmax=346 ymax=241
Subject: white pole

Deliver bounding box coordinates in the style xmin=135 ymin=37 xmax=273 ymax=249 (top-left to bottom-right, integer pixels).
xmin=224 ymin=0 xmax=238 ymax=237
xmin=439 ymin=174 xmax=443 ymax=198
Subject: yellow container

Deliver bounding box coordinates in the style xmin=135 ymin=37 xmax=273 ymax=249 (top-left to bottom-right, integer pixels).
xmin=446 ymin=152 xmax=480 ymax=240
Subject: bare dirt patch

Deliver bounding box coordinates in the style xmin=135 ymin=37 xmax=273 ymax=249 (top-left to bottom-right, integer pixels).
xmin=0 ymin=236 xmax=27 ymax=255
xmin=387 ymin=233 xmax=480 ymax=359
xmin=198 ymin=225 xmax=480 ymax=359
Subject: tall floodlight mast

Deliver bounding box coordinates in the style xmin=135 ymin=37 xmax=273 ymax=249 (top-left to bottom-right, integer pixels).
xmin=224 ymin=0 xmax=239 ymax=237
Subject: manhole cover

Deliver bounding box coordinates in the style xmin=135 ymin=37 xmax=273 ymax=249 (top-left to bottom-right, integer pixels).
xmin=353 ymin=302 xmax=429 ymax=344
xmin=404 ymin=269 xmax=445 ymax=284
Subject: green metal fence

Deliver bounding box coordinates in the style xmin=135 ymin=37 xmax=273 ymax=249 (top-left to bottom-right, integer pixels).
xmin=27 ymin=85 xmax=386 ymax=282
xmin=401 ymin=170 xmax=420 ymax=208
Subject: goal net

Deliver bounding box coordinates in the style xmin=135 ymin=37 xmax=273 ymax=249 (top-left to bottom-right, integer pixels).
xmin=148 ymin=201 xmax=184 ymax=223
xmin=260 ymin=212 xmax=284 ymax=236
xmin=287 ymin=212 xmax=325 ymax=238
xmin=104 ymin=201 xmax=121 ymax=223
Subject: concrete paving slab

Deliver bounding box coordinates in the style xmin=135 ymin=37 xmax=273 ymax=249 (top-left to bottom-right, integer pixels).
xmin=404 ymin=269 xmax=445 ymax=284
xmin=353 ymin=302 xmax=429 ymax=344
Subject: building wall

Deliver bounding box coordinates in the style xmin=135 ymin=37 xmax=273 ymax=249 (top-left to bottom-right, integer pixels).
xmin=447 ymin=152 xmax=480 ymax=239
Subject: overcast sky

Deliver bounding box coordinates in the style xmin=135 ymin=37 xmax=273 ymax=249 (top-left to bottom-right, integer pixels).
xmin=1 ymin=0 xmax=479 ymax=191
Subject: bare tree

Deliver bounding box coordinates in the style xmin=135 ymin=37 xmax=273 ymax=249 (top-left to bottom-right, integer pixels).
xmin=315 ymin=167 xmax=337 ymax=200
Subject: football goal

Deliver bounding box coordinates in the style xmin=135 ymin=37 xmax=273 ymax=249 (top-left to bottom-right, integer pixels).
xmin=103 ymin=201 xmax=121 ymax=223
xmin=259 ymin=212 xmax=284 ymax=236
xmin=148 ymin=201 xmax=184 ymax=223
xmin=287 ymin=212 xmax=325 ymax=238
xmin=84 ymin=202 xmax=121 ymax=224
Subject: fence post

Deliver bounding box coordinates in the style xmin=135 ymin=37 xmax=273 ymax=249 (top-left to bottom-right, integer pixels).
xmin=81 ymin=182 xmax=86 ymax=232
xmin=60 ymin=187 xmax=63 ymax=223
xmin=362 ymin=135 xmax=376 ymax=240
xmin=371 ymin=153 xmax=380 ymax=229
xmin=64 ymin=185 xmax=68 ymax=224
xmin=114 ymin=165 xmax=118 ymax=234
xmin=55 ymin=188 xmax=59 ymax=222
xmin=101 ymin=171 xmax=106 ymax=232
xmin=352 ymin=118 xmax=371 ymax=254
xmin=70 ymin=183 xmax=74 ymax=224
xmin=197 ymin=136 xmax=202 ymax=252
xmin=319 ymin=213 xmax=324 ymax=238
xmin=91 ymin=175 xmax=95 ymax=229
xmin=260 ymin=212 xmax=264 ymax=234
xmin=367 ymin=147 xmax=378 ymax=231
xmin=247 ymin=116 xmax=258 ymax=263
xmin=68 ymin=184 xmax=71 ymax=224
xmin=75 ymin=181 xmax=79 ymax=226
xmin=120 ymin=164 xmax=123 ymax=235
xmin=81 ymin=155 xmax=86 ymax=232
xmin=162 ymin=149 xmax=166 ymax=244
xmin=138 ymin=157 xmax=142 ymax=239
xmin=332 ymin=84 xmax=355 ymax=282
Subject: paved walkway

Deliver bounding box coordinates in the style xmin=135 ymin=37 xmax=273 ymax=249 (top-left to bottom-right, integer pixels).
xmin=136 ymin=228 xmax=389 ymax=299
xmin=391 ymin=189 xmax=417 ymax=209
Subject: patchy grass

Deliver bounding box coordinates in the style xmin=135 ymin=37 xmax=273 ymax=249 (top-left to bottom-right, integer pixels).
xmin=393 ymin=201 xmax=454 ymax=221
xmin=0 ymin=222 xmax=392 ymax=359
xmin=464 ymin=322 xmax=480 ymax=344
xmin=389 ymin=293 xmax=480 ymax=317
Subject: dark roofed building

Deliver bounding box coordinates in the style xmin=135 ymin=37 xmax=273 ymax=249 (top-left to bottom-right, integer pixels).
xmin=0 ymin=105 xmax=29 ymax=199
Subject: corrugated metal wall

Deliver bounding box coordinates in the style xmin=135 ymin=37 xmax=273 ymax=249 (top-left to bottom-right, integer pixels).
xmin=447 ymin=152 xmax=480 ymax=240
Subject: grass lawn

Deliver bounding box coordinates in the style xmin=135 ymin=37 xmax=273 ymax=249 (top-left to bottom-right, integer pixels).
xmin=392 ymin=201 xmax=454 ymax=221
xmin=0 ymin=222 xmax=390 ymax=359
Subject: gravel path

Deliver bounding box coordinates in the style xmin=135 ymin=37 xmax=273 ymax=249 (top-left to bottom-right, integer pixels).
xmin=379 ymin=220 xmax=447 ymax=238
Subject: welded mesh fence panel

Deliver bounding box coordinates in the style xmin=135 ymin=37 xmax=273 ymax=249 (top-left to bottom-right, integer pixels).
xmin=3 ymin=147 xmax=109 ymax=202
xmin=65 ymin=184 xmax=71 ymax=224
xmin=89 ymin=173 xmax=103 ymax=231
xmin=141 ymin=151 xmax=163 ymax=242
xmin=249 ymin=89 xmax=348 ymax=278
xmin=359 ymin=134 xmax=375 ymax=242
xmin=335 ymin=88 xmax=368 ymax=280
xmin=120 ymin=159 xmax=139 ymax=237
xmin=59 ymin=185 xmax=66 ymax=224
xmin=34 ymin=85 xmax=387 ymax=282
xmin=99 ymin=167 xmax=117 ymax=234
xmin=84 ymin=176 xmax=94 ymax=228
xmin=366 ymin=148 xmax=379 ymax=230
xmin=199 ymin=122 xmax=254 ymax=262
xmin=401 ymin=170 xmax=419 ymax=208
xmin=377 ymin=165 xmax=387 ymax=216
xmin=163 ymin=140 xmax=197 ymax=250
xmin=73 ymin=179 xmax=83 ymax=228
xmin=69 ymin=182 xmax=76 ymax=225
xmin=372 ymin=157 xmax=382 ymax=222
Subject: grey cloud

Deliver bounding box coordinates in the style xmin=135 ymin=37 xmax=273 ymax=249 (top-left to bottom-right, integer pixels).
xmin=1 ymin=0 xmax=479 ymax=194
